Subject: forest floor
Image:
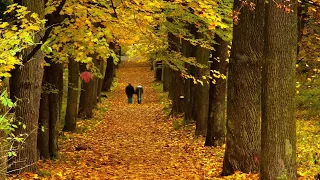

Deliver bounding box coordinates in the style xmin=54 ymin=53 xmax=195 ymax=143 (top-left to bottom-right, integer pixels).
xmin=9 ymin=60 xmax=319 ymax=179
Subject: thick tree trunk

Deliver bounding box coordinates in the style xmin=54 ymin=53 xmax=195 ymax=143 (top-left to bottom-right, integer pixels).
xmin=222 ymin=0 xmax=264 ymax=175
xmin=9 ymin=0 xmax=45 ymax=173
xmin=64 ymin=60 xmax=80 ymax=131
xmin=260 ymin=1 xmax=297 ymax=179
xmin=78 ymin=64 xmax=95 ymax=119
xmin=194 ymin=33 xmax=210 ymax=137
xmin=205 ymin=35 xmax=228 ymax=146
xmin=101 ymin=56 xmax=115 ymax=92
xmin=38 ymin=74 xmax=50 ymax=159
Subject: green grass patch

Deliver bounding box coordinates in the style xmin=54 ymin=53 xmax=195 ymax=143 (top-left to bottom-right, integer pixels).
xmin=296 ymin=120 xmax=320 ymax=177
xmin=37 ymin=170 xmax=51 ymax=177
xmin=172 ymin=117 xmax=185 ymax=130
xmin=152 ymin=82 xmax=171 ymax=117
xmin=296 ymin=73 xmax=320 ymax=119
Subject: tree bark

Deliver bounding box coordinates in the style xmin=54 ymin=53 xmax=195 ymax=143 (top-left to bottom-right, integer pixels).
xmin=101 ymin=56 xmax=115 ymax=92
xmin=97 ymin=60 xmax=105 ymax=102
xmin=205 ymin=35 xmax=228 ymax=146
xmin=9 ymin=0 xmax=45 ymax=173
xmin=169 ymin=69 xmax=184 ymax=115
xmin=167 ymin=31 xmax=184 ymax=115
xmin=222 ymin=0 xmax=264 ymax=175
xmin=78 ymin=64 xmax=95 ymax=119
xmin=182 ymin=38 xmax=195 ymax=124
xmin=47 ymin=63 xmax=63 ymax=159
xmin=162 ymin=63 xmax=170 ymax=92
xmin=0 ymin=84 xmax=9 ymax=178
xmin=260 ymin=0 xmax=297 ymax=179
xmin=92 ymin=57 xmax=99 ymax=107
xmin=64 ymin=60 xmax=80 ymax=131
xmin=194 ymin=33 xmax=210 ymax=137
xmin=0 ymin=132 xmax=8 ymax=179
xmin=38 ymin=74 xmax=50 ymax=159
xmin=38 ymin=62 xmax=63 ymax=160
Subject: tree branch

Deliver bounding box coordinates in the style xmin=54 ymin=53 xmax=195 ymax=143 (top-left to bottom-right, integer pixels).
xmin=301 ymin=0 xmax=320 ymax=8
xmin=110 ymin=0 xmax=118 ymax=18
xmin=24 ymin=0 xmax=67 ymax=63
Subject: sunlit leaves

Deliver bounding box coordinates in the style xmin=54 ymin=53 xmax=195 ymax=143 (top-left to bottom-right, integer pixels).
xmin=0 ymin=4 xmax=45 ymax=79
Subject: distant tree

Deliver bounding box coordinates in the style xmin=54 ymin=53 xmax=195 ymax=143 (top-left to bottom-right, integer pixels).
xmin=205 ymin=34 xmax=228 ymax=146
xmin=194 ymin=32 xmax=210 ymax=137
xmin=97 ymin=60 xmax=105 ymax=102
xmin=64 ymin=60 xmax=80 ymax=131
xmin=168 ymin=31 xmax=184 ymax=115
xmin=102 ymin=44 xmax=117 ymax=93
xmin=182 ymin=25 xmax=196 ymax=124
xmin=78 ymin=64 xmax=95 ymax=119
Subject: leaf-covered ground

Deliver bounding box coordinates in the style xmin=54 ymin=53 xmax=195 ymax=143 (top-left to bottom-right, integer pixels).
xmin=9 ymin=61 xmax=319 ymax=179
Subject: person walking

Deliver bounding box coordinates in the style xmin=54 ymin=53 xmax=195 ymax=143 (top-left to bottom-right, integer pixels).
xmin=125 ymin=83 xmax=135 ymax=104
xmin=135 ymin=84 xmax=143 ymax=104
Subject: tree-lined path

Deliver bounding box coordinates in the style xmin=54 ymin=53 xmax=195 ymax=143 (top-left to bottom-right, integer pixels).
xmin=10 ymin=60 xmax=228 ymax=179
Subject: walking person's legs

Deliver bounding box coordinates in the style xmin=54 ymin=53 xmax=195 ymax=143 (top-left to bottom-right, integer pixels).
xmin=128 ymin=97 xmax=132 ymax=104
xmin=137 ymin=96 xmax=142 ymax=104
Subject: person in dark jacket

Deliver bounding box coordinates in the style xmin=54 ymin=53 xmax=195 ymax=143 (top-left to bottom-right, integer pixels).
xmin=125 ymin=83 xmax=135 ymax=104
xmin=135 ymin=84 xmax=143 ymax=104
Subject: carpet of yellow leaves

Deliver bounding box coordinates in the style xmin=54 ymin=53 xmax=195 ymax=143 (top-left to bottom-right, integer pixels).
xmin=8 ymin=60 xmax=319 ymax=179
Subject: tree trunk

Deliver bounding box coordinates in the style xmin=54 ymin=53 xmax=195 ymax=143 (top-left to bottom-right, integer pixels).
xmin=78 ymin=63 xmax=95 ymax=119
xmin=167 ymin=31 xmax=184 ymax=115
xmin=169 ymin=69 xmax=184 ymax=115
xmin=194 ymin=33 xmax=210 ymax=137
xmin=9 ymin=0 xmax=45 ymax=173
xmin=47 ymin=63 xmax=63 ymax=159
xmin=38 ymin=62 xmax=63 ymax=160
xmin=205 ymin=35 xmax=228 ymax=146
xmin=162 ymin=63 xmax=170 ymax=92
xmin=0 ymin=82 xmax=9 ymax=178
xmin=97 ymin=60 xmax=105 ymax=102
xmin=92 ymin=57 xmax=99 ymax=107
xmin=0 ymin=132 xmax=8 ymax=179
xmin=38 ymin=61 xmax=63 ymax=160
xmin=260 ymin=0 xmax=297 ymax=179
xmin=222 ymin=0 xmax=264 ymax=175
xmin=182 ymin=38 xmax=195 ymax=124
xmin=64 ymin=60 xmax=80 ymax=131
xmin=101 ymin=56 xmax=115 ymax=92
xmin=38 ymin=74 xmax=50 ymax=159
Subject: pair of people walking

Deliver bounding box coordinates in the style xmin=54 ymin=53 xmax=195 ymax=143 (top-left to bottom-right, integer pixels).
xmin=125 ymin=83 xmax=143 ymax=104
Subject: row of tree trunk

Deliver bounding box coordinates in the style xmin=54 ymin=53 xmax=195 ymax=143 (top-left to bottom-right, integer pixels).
xmin=3 ymin=0 xmax=120 ymax=174
xmin=162 ymin=0 xmax=297 ymax=179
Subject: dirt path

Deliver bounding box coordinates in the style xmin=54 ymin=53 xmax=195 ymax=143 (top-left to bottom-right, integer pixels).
xmin=11 ymin=60 xmax=225 ymax=180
